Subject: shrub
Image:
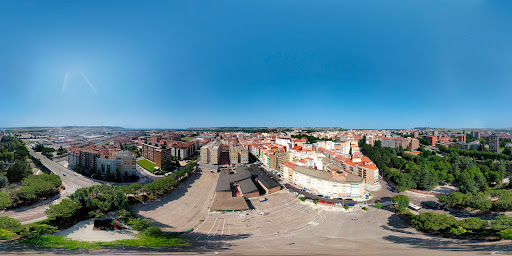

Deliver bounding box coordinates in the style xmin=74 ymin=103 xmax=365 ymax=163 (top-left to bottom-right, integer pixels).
xmin=491 ymin=215 xmax=512 ymax=230
xmin=0 ymin=216 xmax=21 ymax=230
xmin=0 ymin=228 xmax=15 ymax=240
xmin=458 ymin=217 xmax=487 ymax=230
xmin=20 ymin=224 xmax=58 ymax=238
xmin=449 ymin=226 xmax=468 ymax=236
xmin=298 ymin=197 xmax=305 ymax=202
xmin=128 ymin=218 xmax=153 ymax=231
xmin=344 ymin=205 xmax=349 ymax=210
xmin=362 ymin=207 xmax=368 ymax=211
xmin=142 ymin=226 xmax=163 ymax=237
xmin=373 ymin=204 xmax=383 ymax=209
xmin=498 ymin=229 xmax=512 ymax=240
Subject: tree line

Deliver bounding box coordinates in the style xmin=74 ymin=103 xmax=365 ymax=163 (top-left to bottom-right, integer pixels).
xmin=410 ymin=211 xmax=512 ymax=239
xmin=439 ymin=189 xmax=512 ymax=212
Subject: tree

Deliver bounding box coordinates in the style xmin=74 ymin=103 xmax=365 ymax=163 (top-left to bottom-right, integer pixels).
xmin=457 ymin=171 xmax=480 ymax=194
xmin=0 ymin=175 xmax=8 ymax=188
xmin=0 ymin=217 xmax=20 ymax=230
xmin=499 ymin=229 xmax=512 ymax=240
xmin=0 ymin=229 xmax=15 ymax=240
xmin=392 ymin=195 xmax=410 ymax=212
xmin=142 ymin=226 xmax=163 ymax=237
xmin=45 ymin=199 xmax=82 ymax=219
xmin=459 ymin=217 xmax=487 ymax=230
xmin=491 ymin=215 xmax=512 ymax=230
xmin=6 ymin=159 xmax=32 ymax=183
xmin=0 ymin=192 xmax=12 ymax=209
xmin=411 ymin=212 xmax=457 ymax=231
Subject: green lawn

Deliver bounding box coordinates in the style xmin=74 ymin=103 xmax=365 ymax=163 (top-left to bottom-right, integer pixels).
xmin=181 ymin=137 xmax=193 ymax=141
xmin=21 ymin=234 xmax=189 ymax=249
xmin=137 ymin=159 xmax=157 ymax=172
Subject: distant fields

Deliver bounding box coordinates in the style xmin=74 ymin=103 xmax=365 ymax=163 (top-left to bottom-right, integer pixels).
xmin=137 ymin=159 xmax=157 ymax=172
xmin=181 ymin=137 xmax=193 ymax=141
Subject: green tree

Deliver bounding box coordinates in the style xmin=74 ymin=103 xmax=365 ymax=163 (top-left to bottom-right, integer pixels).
xmin=392 ymin=195 xmax=410 ymax=212
xmin=0 ymin=229 xmax=15 ymax=240
xmin=0 ymin=175 xmax=8 ymax=188
xmin=411 ymin=212 xmax=457 ymax=231
xmin=0 ymin=216 xmax=20 ymax=230
xmin=45 ymin=199 xmax=82 ymax=219
xmin=127 ymin=218 xmax=153 ymax=231
xmin=458 ymin=217 xmax=487 ymax=230
xmin=499 ymin=229 xmax=512 ymax=240
xmin=6 ymin=159 xmax=32 ymax=183
xmin=0 ymin=192 xmax=12 ymax=209
xmin=491 ymin=215 xmax=512 ymax=230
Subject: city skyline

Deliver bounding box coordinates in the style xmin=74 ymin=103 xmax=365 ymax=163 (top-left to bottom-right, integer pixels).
xmin=1 ymin=1 xmax=511 ymax=129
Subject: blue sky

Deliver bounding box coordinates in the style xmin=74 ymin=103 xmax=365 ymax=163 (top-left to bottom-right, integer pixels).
xmin=1 ymin=0 xmax=511 ymax=129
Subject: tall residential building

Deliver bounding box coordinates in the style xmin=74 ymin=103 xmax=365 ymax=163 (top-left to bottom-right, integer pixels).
xmin=200 ymin=140 xmax=222 ymax=165
xmin=457 ymin=135 xmax=466 ymax=143
xmin=489 ymin=135 xmax=499 ymax=153
xmin=229 ymin=145 xmax=249 ymax=165
xmin=472 ymin=131 xmax=481 ymax=139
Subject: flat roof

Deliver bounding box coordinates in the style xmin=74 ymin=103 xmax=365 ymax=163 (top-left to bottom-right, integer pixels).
xmin=249 ymin=165 xmax=281 ymax=190
xmin=210 ymin=191 xmax=249 ymax=211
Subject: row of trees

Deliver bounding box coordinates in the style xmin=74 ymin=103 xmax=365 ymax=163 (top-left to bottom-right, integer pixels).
xmin=410 ymin=212 xmax=512 ymax=239
xmin=360 ymin=137 xmax=510 ymax=193
xmin=142 ymin=161 xmax=197 ymax=196
xmin=439 ymin=189 xmax=512 ymax=212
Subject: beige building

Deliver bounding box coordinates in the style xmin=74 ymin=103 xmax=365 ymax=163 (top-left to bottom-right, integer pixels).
xmin=281 ymin=162 xmax=364 ymax=199
xmin=200 ymin=140 xmax=222 ymax=165
xmin=229 ymin=145 xmax=249 ymax=165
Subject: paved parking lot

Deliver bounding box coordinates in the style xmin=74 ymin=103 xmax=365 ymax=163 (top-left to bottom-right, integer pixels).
xmin=194 ymin=191 xmax=330 ymax=240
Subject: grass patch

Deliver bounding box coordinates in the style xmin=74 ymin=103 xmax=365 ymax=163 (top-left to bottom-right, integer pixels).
xmin=181 ymin=137 xmax=193 ymax=141
xmin=20 ymin=234 xmax=189 ymax=249
xmin=137 ymin=159 xmax=157 ymax=172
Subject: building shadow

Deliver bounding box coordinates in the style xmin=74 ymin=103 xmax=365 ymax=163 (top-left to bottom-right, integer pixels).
xmin=382 ymin=235 xmax=511 ymax=253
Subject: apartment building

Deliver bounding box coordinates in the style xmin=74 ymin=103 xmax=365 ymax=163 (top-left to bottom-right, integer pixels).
xmin=319 ymin=147 xmax=379 ymax=185
xmin=96 ymin=151 xmax=137 ymax=177
xmin=281 ymin=164 xmax=364 ymax=199
xmin=489 ymin=134 xmax=500 ymax=153
xmin=381 ymin=138 xmax=419 ymax=150
xmin=200 ymin=140 xmax=222 ymax=165
xmin=229 ymin=145 xmax=249 ymax=165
